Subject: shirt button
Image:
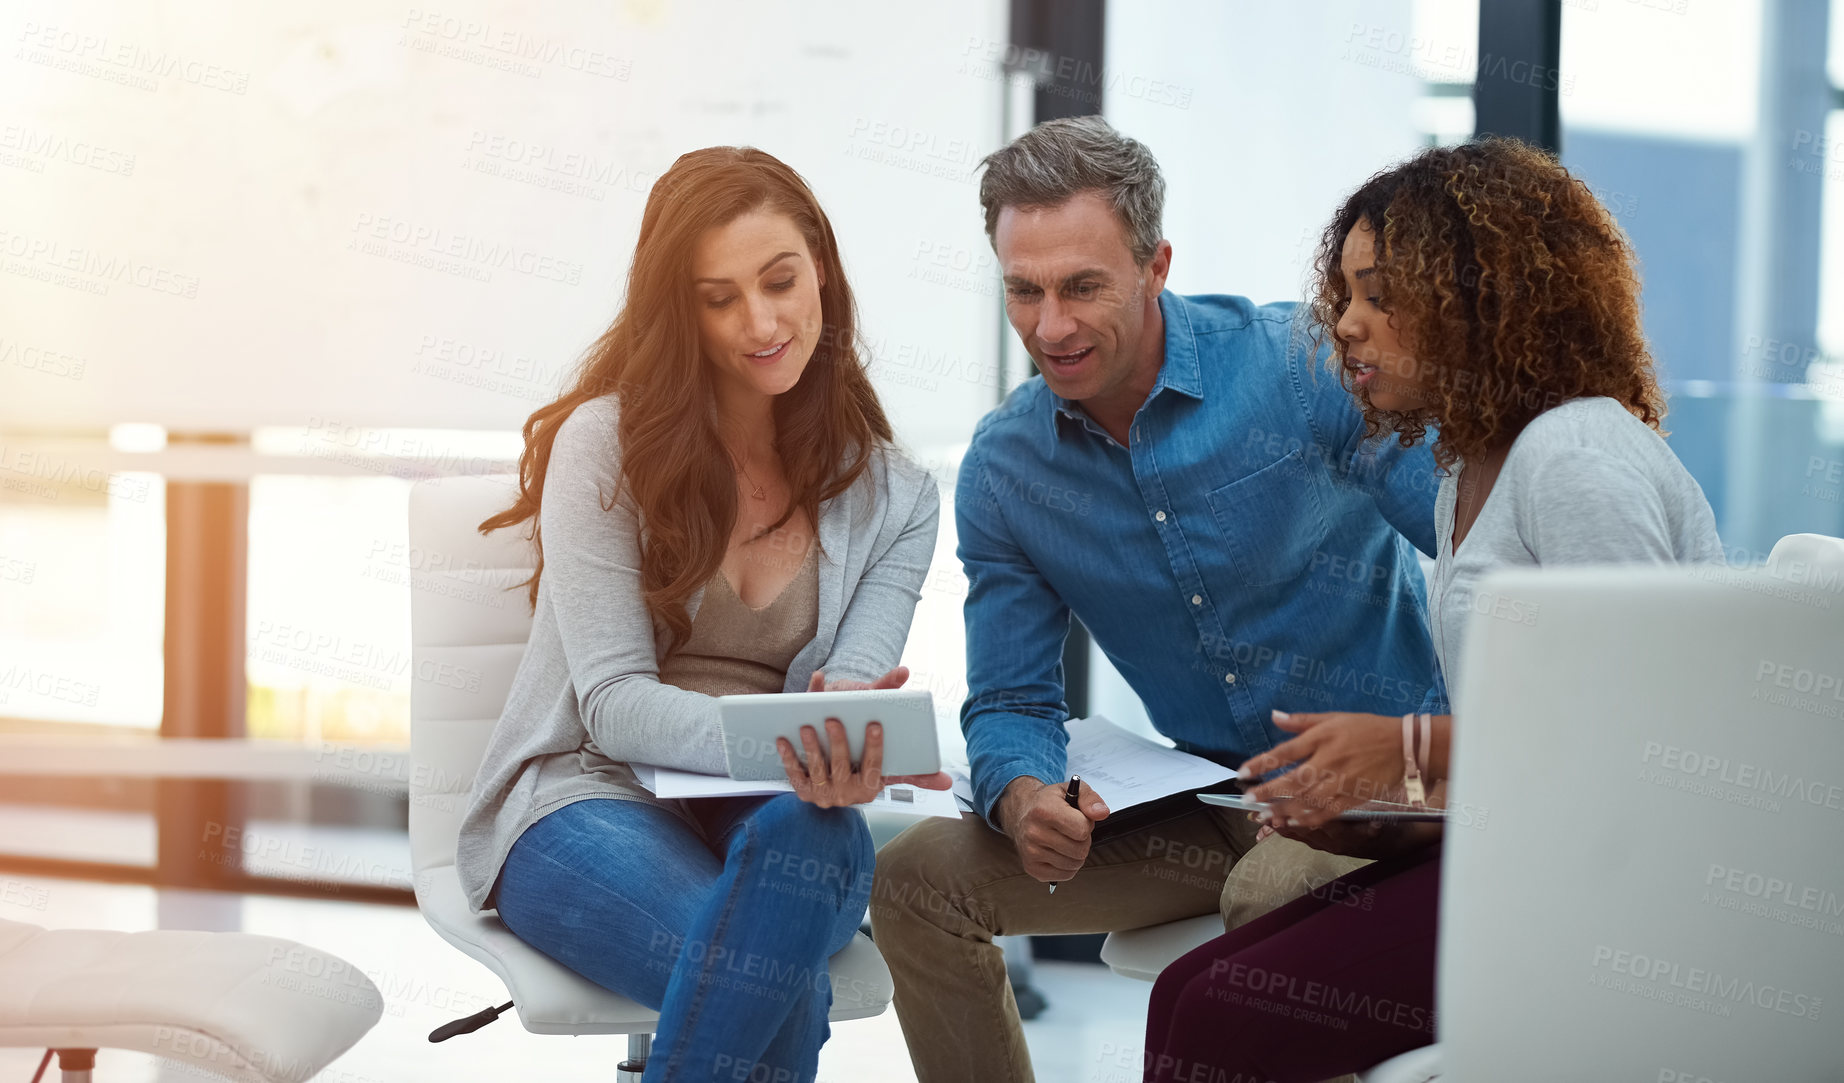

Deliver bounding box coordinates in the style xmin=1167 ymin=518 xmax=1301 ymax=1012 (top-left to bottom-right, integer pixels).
xmin=1154 ymin=510 xmax=1167 ymax=522
xmin=1191 ymin=594 xmax=1202 ymax=605
xmin=1224 ymin=673 xmax=1237 ymax=684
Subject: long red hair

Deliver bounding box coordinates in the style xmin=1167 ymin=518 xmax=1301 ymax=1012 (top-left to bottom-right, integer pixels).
xmin=481 ymin=146 xmax=892 ymax=646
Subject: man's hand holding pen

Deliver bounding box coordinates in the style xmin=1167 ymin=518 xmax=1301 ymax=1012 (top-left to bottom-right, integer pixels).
xmin=996 ymin=773 xmax=1110 ymax=890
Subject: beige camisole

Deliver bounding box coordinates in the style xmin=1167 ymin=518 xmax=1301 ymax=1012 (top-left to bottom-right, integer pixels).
xmin=656 ymin=544 xmax=820 ymax=696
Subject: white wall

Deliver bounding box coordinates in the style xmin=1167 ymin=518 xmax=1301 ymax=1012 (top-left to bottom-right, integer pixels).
xmin=1104 ymin=0 xmax=1429 ymax=305
xmin=2 ymin=0 xmax=1007 ymax=453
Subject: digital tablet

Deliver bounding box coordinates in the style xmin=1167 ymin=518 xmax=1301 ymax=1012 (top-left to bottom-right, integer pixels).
xmin=1198 ymin=792 xmax=1447 ymax=823
xmin=717 ymin=689 xmax=940 ymax=782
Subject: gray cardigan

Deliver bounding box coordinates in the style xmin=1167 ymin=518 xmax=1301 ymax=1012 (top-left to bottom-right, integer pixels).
xmin=456 ymin=394 xmax=941 ymax=912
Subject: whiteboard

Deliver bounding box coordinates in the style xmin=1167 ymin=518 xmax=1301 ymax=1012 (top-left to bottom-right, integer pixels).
xmin=1 ymin=0 xmax=1007 ymax=450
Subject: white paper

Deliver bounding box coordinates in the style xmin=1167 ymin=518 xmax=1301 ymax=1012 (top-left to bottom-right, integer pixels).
xmin=629 ymin=764 xmax=962 ymax=819
xmin=945 ymin=766 xmax=977 ymax=812
xmin=633 ymin=764 xmax=788 ymax=800
xmin=858 ymin=781 xmax=963 ymax=819
xmin=1063 ymin=714 xmax=1236 ymax=811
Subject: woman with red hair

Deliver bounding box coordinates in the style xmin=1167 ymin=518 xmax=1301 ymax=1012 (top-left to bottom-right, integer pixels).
xmin=456 ymin=146 xmax=944 ymax=1081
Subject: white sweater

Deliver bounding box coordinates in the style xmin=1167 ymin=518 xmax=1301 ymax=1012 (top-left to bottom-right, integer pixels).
xmin=1428 ymin=396 xmax=1725 ymax=695
xmin=455 ymin=395 xmax=940 ymax=912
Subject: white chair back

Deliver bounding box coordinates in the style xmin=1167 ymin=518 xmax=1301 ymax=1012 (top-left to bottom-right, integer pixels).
xmin=407 ymin=475 xmax=533 ymax=881
xmin=1766 ymin=531 xmax=1844 ymax=587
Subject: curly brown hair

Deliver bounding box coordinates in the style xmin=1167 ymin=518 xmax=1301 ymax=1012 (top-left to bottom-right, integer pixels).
xmin=1308 ymin=138 xmax=1665 ymax=471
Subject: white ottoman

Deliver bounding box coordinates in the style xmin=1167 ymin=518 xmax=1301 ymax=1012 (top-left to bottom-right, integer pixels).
xmin=0 ymin=917 xmax=382 ymax=1082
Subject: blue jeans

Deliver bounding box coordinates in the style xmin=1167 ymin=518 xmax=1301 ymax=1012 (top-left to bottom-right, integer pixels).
xmin=494 ymin=794 xmax=874 ymax=1083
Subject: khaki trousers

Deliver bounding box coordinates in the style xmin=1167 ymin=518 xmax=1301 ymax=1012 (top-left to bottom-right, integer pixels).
xmin=869 ymin=807 xmax=1368 ymax=1083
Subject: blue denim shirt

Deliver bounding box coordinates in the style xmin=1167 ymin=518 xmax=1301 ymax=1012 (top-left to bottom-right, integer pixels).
xmin=957 ymin=290 xmax=1445 ymax=825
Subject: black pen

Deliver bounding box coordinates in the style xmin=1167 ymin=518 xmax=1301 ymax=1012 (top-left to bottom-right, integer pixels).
xmin=1048 ymin=774 xmax=1082 ymax=895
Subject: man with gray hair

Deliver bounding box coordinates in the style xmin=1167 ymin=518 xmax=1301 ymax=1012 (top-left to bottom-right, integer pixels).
xmin=870 ymin=115 xmax=1446 ymax=1080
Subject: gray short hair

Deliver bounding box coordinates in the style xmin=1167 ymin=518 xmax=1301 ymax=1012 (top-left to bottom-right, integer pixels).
xmin=978 ymin=115 xmax=1166 ymax=265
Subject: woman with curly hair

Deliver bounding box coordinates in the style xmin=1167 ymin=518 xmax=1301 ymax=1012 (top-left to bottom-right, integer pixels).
xmin=1140 ymin=139 xmax=1722 ymax=1083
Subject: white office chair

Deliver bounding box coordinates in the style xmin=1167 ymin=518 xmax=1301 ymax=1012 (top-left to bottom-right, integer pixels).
xmin=1764 ymin=530 xmax=1844 ymax=581
xmin=1100 ymin=533 xmax=1844 ymax=1083
xmin=407 ymin=475 xmax=893 ymax=1081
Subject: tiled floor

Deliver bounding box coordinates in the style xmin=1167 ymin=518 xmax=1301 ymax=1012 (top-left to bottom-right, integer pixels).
xmin=0 ymin=873 xmax=1153 ymax=1082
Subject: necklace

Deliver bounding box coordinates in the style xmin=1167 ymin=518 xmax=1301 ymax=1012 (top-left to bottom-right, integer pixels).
xmin=736 ymin=459 xmax=768 ymax=501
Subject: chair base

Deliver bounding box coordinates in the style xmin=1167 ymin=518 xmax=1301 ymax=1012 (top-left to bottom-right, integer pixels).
xmin=617 ymin=1033 xmax=650 ymax=1082
xmin=53 ymin=1048 xmax=96 ymax=1083
xmin=431 ymin=1003 xmax=654 ymax=1080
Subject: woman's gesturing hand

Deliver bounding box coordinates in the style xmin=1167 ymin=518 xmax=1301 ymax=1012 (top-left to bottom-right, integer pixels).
xmin=777 ymin=665 xmax=952 ymax=807
xmin=1235 ymin=710 xmax=1405 ymax=830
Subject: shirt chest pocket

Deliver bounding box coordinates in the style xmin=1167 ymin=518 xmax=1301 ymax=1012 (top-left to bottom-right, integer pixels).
xmin=1204 ymin=449 xmax=1331 ymax=588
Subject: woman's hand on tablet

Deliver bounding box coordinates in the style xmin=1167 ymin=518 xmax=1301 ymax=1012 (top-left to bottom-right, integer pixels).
xmin=780 ymin=667 xmax=951 ymax=804
xmin=776 ymin=719 xmax=952 ymax=807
